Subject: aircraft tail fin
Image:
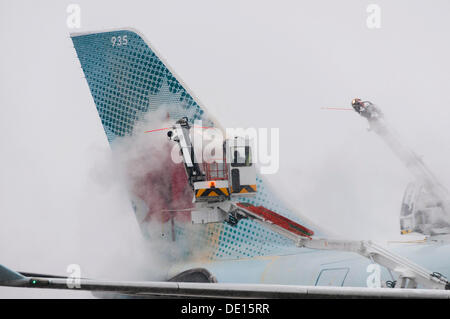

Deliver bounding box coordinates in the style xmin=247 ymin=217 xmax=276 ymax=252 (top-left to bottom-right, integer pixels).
xmin=71 ymin=28 xmax=216 ymax=143
xmin=70 ymin=28 xmax=325 ymax=261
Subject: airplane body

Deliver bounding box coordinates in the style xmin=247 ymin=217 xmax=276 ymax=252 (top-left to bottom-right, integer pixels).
xmin=169 ymin=240 xmax=450 ymax=287
xmin=2 ymin=28 xmax=449 ymax=298
xmin=69 ymin=28 xmax=450 ymax=290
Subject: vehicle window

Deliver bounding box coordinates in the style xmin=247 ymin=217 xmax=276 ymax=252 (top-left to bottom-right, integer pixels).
xmin=231 ymin=146 xmax=252 ymax=167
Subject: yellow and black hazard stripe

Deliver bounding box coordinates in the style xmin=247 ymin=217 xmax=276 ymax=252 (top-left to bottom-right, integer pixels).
xmin=196 ymin=187 xmax=230 ymax=198
xmin=230 ymin=184 xmax=257 ymax=194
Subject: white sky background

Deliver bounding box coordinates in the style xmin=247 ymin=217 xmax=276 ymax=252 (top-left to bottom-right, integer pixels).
xmin=1 ymin=0 xmax=450 ymax=297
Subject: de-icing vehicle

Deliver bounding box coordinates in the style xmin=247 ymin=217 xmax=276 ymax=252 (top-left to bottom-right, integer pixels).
xmin=166 ymin=117 xmax=314 ymax=238
xmin=167 ymin=117 xmax=257 ymax=204
xmin=351 ymin=98 xmax=450 ymax=236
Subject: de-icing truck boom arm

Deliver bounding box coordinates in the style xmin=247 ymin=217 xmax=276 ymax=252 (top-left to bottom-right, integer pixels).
xmin=351 ymin=99 xmax=450 ymax=235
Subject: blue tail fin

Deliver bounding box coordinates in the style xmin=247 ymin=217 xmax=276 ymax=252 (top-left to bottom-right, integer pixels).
xmin=71 ymin=29 xmax=324 ymax=262
xmin=71 ymin=29 xmax=214 ymax=143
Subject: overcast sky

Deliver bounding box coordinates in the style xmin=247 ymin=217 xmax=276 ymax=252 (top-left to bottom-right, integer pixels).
xmin=1 ymin=0 xmax=450 ymax=297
